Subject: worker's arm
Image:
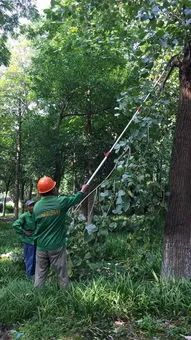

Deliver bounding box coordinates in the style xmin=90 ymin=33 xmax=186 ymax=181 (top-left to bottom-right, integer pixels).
xmin=60 ymin=184 xmax=88 ymax=210
xmin=12 ymin=214 xmax=26 ymax=235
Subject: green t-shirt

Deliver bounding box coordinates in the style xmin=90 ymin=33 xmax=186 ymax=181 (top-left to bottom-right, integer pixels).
xmin=12 ymin=211 xmax=36 ymax=245
xmin=33 ymin=192 xmax=84 ymax=251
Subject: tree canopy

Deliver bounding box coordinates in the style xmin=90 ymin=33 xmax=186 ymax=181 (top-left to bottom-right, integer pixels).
xmin=0 ymin=0 xmax=188 ymax=201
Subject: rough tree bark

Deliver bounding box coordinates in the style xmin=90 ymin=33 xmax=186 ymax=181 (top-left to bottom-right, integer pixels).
xmin=162 ymin=41 xmax=191 ymax=278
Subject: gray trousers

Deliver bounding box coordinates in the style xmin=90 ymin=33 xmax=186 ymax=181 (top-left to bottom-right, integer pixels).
xmin=34 ymin=245 xmax=69 ymax=288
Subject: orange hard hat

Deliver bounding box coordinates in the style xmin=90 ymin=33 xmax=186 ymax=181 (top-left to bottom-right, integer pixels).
xmin=37 ymin=176 xmax=56 ymax=194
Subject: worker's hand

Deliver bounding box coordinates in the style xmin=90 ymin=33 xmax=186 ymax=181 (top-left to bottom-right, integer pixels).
xmin=24 ymin=230 xmax=32 ymax=236
xmin=80 ymin=184 xmax=89 ymax=193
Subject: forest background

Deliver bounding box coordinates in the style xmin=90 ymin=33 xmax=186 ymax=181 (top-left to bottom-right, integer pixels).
xmin=1 ymin=0 xmax=191 ymax=339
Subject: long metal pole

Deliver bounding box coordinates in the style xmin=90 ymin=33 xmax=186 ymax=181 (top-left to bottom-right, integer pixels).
xmin=86 ymin=70 xmax=166 ymax=186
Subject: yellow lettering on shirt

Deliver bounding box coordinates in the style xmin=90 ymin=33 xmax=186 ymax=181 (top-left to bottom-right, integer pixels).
xmin=40 ymin=210 xmax=60 ymax=217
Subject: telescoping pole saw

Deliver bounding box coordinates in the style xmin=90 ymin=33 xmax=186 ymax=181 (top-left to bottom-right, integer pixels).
xmin=85 ymin=67 xmax=167 ymax=187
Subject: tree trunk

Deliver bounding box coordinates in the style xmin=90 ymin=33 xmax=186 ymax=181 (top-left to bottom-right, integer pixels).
xmin=53 ymin=106 xmax=67 ymax=186
xmin=20 ymin=180 xmax=25 ymax=213
xmin=162 ymin=42 xmax=191 ymax=278
xmin=2 ymin=191 xmax=7 ymax=217
xmin=14 ymin=100 xmax=22 ymax=219
xmin=54 ymin=149 xmax=64 ymax=188
xmin=82 ymin=91 xmax=96 ymax=224
xmin=29 ymin=180 xmax=33 ymax=199
xmin=2 ymin=178 xmax=10 ymax=217
xmin=81 ymin=183 xmax=96 ymax=224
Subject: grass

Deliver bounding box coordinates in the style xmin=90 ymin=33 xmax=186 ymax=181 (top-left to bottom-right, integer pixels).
xmin=0 ymin=222 xmax=21 ymax=253
xmin=1 ymin=221 xmax=191 ymax=339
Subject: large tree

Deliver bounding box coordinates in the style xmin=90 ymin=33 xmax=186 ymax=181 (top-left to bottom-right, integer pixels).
xmin=102 ymin=0 xmax=191 ymax=278
xmin=27 ymin=0 xmax=131 ymax=220
xmin=0 ymin=39 xmax=34 ymax=217
xmin=162 ymin=41 xmax=191 ymax=278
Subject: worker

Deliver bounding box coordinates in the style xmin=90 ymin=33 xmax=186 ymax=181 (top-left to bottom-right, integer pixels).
xmin=12 ymin=199 xmax=36 ymax=279
xmin=33 ymin=176 xmax=88 ymax=288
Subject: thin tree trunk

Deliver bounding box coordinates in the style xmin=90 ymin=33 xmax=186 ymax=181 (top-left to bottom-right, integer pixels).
xmin=87 ymin=186 xmax=95 ymax=224
xmin=162 ymin=42 xmax=191 ymax=278
xmin=2 ymin=191 xmax=7 ymax=217
xmin=53 ymin=105 xmax=67 ymax=186
xmin=20 ymin=180 xmax=25 ymax=213
xmin=29 ymin=180 xmax=33 ymax=199
xmin=2 ymin=178 xmax=10 ymax=217
xmin=82 ymin=90 xmax=95 ymax=224
xmin=14 ymin=100 xmax=22 ymax=219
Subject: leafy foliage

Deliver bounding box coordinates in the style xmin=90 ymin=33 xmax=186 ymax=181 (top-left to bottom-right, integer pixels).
xmin=67 ymin=211 xmax=164 ymax=281
xmin=0 ymin=0 xmax=186 ymax=208
xmin=0 ymin=0 xmax=37 ymax=65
